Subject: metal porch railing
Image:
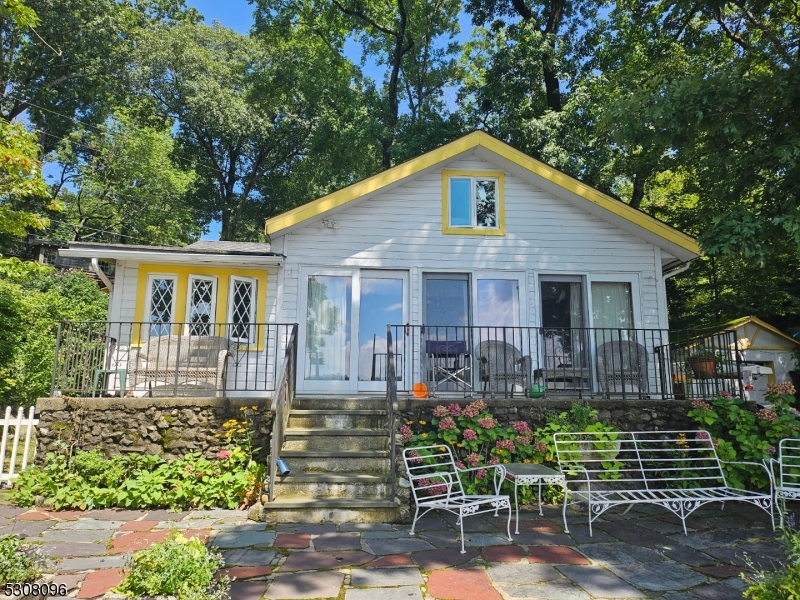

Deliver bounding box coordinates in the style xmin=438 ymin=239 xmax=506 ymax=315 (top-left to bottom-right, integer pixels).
xmin=268 ymin=324 xmax=298 ymax=502
xmin=51 ymin=321 xmax=297 ymax=397
xmin=384 ymin=325 xmax=743 ymax=400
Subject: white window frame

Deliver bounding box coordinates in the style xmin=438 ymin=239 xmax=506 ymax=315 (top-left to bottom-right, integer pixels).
xmin=185 ymin=275 xmax=218 ymax=336
xmin=447 ymin=175 xmax=500 ymax=229
xmin=227 ymin=276 xmax=257 ymax=343
xmin=586 ymin=273 xmax=642 ymax=331
xmin=144 ymin=274 xmax=178 ymax=337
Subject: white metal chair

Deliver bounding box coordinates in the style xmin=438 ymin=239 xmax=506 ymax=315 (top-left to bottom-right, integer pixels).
xmin=770 ymin=438 xmax=800 ymax=528
xmin=403 ymin=445 xmax=512 ymax=553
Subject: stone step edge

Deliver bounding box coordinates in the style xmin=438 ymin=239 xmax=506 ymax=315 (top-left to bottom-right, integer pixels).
xmin=264 ymin=497 xmax=398 ymax=508
xmin=289 ymin=409 xmax=388 ymax=415
xmin=284 ymin=428 xmax=389 ymax=436
xmin=272 ymin=473 xmax=391 ymax=483
xmin=276 ymin=450 xmax=390 ymax=457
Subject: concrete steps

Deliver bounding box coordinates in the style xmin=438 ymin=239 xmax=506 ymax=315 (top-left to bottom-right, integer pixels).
xmin=261 ymin=396 xmax=402 ymax=523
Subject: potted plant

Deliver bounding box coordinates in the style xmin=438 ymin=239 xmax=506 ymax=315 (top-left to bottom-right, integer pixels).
xmin=687 ymin=346 xmax=718 ymax=379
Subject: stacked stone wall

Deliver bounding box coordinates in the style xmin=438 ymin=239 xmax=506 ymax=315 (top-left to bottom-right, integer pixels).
xmin=34 ymin=396 xmax=272 ymax=463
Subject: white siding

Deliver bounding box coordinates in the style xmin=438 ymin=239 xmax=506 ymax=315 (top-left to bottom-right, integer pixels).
xmin=279 ymin=156 xmax=663 ymax=329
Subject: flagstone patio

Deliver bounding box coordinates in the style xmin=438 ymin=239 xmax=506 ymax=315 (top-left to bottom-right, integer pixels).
xmin=0 ymin=500 xmax=791 ymax=599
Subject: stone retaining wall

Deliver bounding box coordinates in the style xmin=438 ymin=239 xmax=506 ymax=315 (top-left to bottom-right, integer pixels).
xmin=34 ymin=396 xmax=273 ymax=463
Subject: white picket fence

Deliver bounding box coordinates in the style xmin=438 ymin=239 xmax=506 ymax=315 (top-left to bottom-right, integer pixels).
xmin=0 ymin=406 xmax=38 ymax=486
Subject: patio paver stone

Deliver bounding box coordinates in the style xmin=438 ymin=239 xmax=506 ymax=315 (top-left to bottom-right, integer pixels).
xmin=345 ymin=587 xmax=424 ymax=600
xmin=273 ymin=533 xmax=310 ymax=548
xmin=280 ymin=550 xmax=373 ymax=571
xmin=312 ymin=532 xmax=362 ymax=551
xmin=265 ymin=571 xmax=344 ymax=599
xmin=556 ymin=565 xmax=648 ymax=598
xmin=230 ymin=580 xmax=268 ymax=600
xmin=498 ymin=581 xmax=591 ymax=599
xmin=75 ymin=568 xmax=124 ymax=599
xmin=607 ymin=562 xmax=709 ymax=591
xmin=481 ymin=545 xmax=526 ymax=562
xmin=427 ymin=569 xmax=503 ymax=600
xmin=350 ymin=567 xmax=424 ymax=586
xmin=212 ymin=530 xmax=275 ymax=548
xmin=487 ymin=563 xmax=563 ymax=583
xmin=527 ymin=545 xmax=590 ymax=565
xmin=411 ymin=547 xmax=479 ymax=570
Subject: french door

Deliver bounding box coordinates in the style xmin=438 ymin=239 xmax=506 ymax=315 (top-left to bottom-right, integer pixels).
xmin=298 ymin=268 xmax=407 ymax=393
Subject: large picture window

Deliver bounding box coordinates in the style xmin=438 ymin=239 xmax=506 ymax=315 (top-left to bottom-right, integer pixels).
xmin=442 ymin=170 xmax=505 ymax=235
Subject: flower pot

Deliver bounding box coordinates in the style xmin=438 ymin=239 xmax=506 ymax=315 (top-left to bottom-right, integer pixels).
xmin=689 ymin=356 xmax=716 ymax=379
xmin=527 ymin=384 xmax=546 ymax=399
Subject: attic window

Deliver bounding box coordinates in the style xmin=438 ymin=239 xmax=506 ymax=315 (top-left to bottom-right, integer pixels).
xmin=442 ymin=170 xmax=505 ymax=235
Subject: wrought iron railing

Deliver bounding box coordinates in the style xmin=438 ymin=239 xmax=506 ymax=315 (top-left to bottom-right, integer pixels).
xmin=51 ymin=321 xmax=297 ymax=397
xmin=386 ymin=325 xmax=398 ymax=501
xmin=268 ymin=324 xmax=298 ymax=502
xmin=386 ymin=325 xmax=742 ymax=400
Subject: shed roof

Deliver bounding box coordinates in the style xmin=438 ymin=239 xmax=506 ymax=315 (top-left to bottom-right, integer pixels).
xmin=718 ymin=316 xmax=800 ymax=347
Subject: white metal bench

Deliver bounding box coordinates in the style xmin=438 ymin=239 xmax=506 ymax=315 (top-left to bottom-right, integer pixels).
xmin=554 ymin=430 xmax=774 ymax=535
xmin=769 ymin=437 xmax=800 ymax=528
xmin=403 ymin=445 xmax=512 ymax=553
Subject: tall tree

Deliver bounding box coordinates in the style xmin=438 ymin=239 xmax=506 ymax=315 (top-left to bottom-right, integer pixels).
xmin=254 ymin=0 xmax=463 ymax=169
xmin=45 ymin=112 xmax=199 ymax=246
xmin=0 ymin=0 xmax=198 ymax=150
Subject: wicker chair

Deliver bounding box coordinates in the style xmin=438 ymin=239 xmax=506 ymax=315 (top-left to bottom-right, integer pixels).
xmin=128 ymin=335 xmax=233 ymax=397
xmin=595 ymin=340 xmax=648 ymax=397
xmin=477 ymin=340 xmax=532 ymax=397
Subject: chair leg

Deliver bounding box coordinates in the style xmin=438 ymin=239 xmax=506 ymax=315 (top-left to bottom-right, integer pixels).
xmin=561 ymin=484 xmax=570 ymax=534
xmin=506 ymin=502 xmax=512 ymax=542
xmin=459 ymin=509 xmax=466 ymax=554
xmin=410 ymin=506 xmax=420 ymax=536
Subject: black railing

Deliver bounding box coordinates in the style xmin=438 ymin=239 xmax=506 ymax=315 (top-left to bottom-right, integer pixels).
xmin=52 ymin=321 xmax=297 ymax=397
xmin=386 ymin=325 xmax=742 ymax=400
xmin=269 ymin=324 xmax=298 ymax=502
xmin=386 ymin=325 xmax=398 ymax=501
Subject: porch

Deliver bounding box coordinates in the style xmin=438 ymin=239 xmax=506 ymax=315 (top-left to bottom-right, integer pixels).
xmin=51 ymin=321 xmax=743 ymax=402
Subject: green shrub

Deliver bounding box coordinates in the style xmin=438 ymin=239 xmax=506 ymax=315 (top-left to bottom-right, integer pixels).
xmin=401 ymin=400 xmax=621 ymax=503
xmin=0 ymin=534 xmax=46 ymax=584
xmin=743 ymin=518 xmax=800 ymax=599
xmin=687 ymin=385 xmax=800 ymax=490
xmin=115 ymin=533 xmax=229 ymax=600
xmin=11 ymin=447 xmax=262 ymax=511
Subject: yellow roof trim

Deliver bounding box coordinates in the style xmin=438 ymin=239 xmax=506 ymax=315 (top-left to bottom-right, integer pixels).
xmin=720 ymin=315 xmax=800 ymax=346
xmin=264 ymin=131 xmax=701 ymax=256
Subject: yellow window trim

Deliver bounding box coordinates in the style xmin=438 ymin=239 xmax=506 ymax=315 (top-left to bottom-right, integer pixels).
xmin=135 ymin=264 xmax=268 ymax=350
xmin=263 ymin=131 xmax=700 ymax=257
xmin=441 ymin=170 xmax=506 ymax=236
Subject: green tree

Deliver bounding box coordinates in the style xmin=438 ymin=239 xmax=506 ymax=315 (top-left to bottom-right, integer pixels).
xmin=45 ymin=112 xmax=199 ymax=246
xmin=0 ymin=258 xmax=108 ymax=406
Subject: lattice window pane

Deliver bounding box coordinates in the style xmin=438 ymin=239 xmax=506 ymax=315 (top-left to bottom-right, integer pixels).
xmin=189 ymin=278 xmax=215 ymax=336
xmin=149 ymin=278 xmax=174 ymax=337
xmin=230 ymin=280 xmax=254 ymax=341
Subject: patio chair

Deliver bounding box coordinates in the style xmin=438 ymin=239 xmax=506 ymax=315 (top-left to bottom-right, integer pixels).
xmin=425 ymin=339 xmax=472 ymax=394
xmin=770 ymin=438 xmax=800 ymax=528
xmin=477 ymin=340 xmax=531 ymax=397
xmin=595 ymin=340 xmax=648 ymax=397
xmin=403 ymin=445 xmax=512 ymax=553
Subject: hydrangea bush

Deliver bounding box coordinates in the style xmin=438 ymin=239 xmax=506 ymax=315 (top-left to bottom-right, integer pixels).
xmin=687 ymin=384 xmax=800 ymax=490
xmin=402 ymin=400 xmax=619 ymax=501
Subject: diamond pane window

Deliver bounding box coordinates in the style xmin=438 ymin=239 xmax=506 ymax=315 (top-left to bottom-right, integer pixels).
xmin=148 ymin=277 xmax=175 ymax=337
xmin=229 ymin=277 xmax=255 ymax=342
xmin=188 ymin=277 xmax=215 ymax=335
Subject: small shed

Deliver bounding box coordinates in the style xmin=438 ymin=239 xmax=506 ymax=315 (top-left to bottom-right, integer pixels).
xmin=720 ymin=316 xmax=800 ymax=385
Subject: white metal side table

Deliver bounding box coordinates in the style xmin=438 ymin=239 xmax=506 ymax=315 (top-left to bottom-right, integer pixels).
xmin=495 ymin=463 xmax=568 ymax=534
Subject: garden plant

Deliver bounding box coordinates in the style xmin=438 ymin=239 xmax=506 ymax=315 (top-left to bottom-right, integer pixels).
xmin=401 ymin=400 xmax=621 ymax=503
xmin=743 ymin=514 xmax=800 ymax=599
xmin=115 ymin=533 xmax=230 ymax=600
xmin=687 ymin=383 xmax=800 ymax=490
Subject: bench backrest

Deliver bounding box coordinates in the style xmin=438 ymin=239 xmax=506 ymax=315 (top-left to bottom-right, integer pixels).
xmin=778 ymin=438 xmax=800 ymax=490
xmin=554 ymin=430 xmax=727 ymax=490
xmin=403 ymin=445 xmax=467 ymax=505
xmin=138 ymin=335 xmax=232 ymax=368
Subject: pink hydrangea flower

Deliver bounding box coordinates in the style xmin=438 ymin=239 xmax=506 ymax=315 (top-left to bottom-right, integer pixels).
xmin=756 ymin=408 xmax=778 ymax=422
xmin=488 ymin=456 xmax=500 ymax=465
xmin=433 ymin=405 xmax=449 ymax=418
xmin=476 ymin=468 xmax=488 ymax=479
xmin=533 ymin=441 xmax=548 ymax=454
xmin=496 ymin=439 xmax=515 ymax=452
xmin=463 ymin=428 xmax=477 ymax=441
xmin=515 ymin=434 xmax=532 ymax=446
xmin=719 ymin=390 xmax=732 ymax=399
xmin=477 ymin=417 xmax=497 ymax=429
xmin=399 ymin=425 xmax=413 ymax=443
xmin=216 ymin=450 xmax=231 ymax=459
xmin=448 ymin=403 xmax=462 ymax=416
xmin=691 ymin=400 xmax=712 ymax=411
xmin=455 ymin=460 xmax=466 ymax=469
xmin=467 ymin=453 xmax=481 ymax=467
xmin=462 ymin=405 xmax=480 ymax=418
xmin=767 ymin=446 xmax=777 ymax=455
xmin=438 ymin=417 xmax=457 ymax=430
xmin=512 ymin=421 xmax=530 ymax=435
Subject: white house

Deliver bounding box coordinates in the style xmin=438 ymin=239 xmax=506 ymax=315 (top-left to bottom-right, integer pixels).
xmin=58 ymin=131 xmax=709 ymax=400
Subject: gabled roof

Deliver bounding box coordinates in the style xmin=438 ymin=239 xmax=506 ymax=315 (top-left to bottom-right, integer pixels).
xmin=264 ymin=131 xmax=701 ymax=265
xmin=718 ymin=315 xmax=800 ymax=347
